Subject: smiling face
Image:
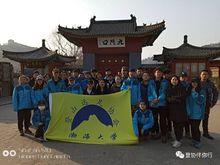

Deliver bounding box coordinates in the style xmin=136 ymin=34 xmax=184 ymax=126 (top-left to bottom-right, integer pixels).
xmin=129 ymin=71 xmax=136 ymax=78
xmin=68 ymin=79 xmax=75 ymax=85
xmin=19 ymin=76 xmax=27 ymax=85
xmin=142 ymin=72 xmax=150 ymax=81
xmin=139 ymin=102 xmax=146 ymax=111
xmin=61 ymin=72 xmax=67 ymax=80
xmin=121 ymin=69 xmax=128 ymax=76
xmin=37 ymin=79 xmax=44 ymax=85
xmin=96 ymin=72 xmax=103 ymax=80
xmin=87 ymin=82 xmax=94 ymax=89
xmin=52 ymin=69 xmax=60 ymax=79
xmin=171 ymin=76 xmax=179 ymax=86
xmin=155 ymin=70 xmax=163 ymax=79
xmin=115 ymin=76 xmax=121 ymax=84
xmin=136 ymin=69 xmax=143 ymax=77
xmin=33 ymin=72 xmax=39 ymax=79
xmin=99 ymin=80 xmax=106 ymax=88
xmin=200 ymin=71 xmax=209 ymax=81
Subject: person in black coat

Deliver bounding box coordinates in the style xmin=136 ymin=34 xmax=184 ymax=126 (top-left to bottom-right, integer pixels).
xmin=140 ymin=72 xmax=150 ymax=107
xmin=167 ymin=75 xmax=188 ymax=148
xmin=83 ymin=79 xmax=96 ymax=95
xmin=95 ymin=79 xmax=110 ymax=95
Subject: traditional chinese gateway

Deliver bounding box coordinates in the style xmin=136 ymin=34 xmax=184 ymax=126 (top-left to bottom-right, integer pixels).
xmin=58 ymin=15 xmax=165 ymax=73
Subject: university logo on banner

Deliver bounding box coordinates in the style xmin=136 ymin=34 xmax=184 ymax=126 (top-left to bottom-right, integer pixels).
xmin=45 ymin=90 xmax=138 ymax=144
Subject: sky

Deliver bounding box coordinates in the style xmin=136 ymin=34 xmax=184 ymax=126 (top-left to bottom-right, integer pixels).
xmin=1 ymin=0 xmax=220 ymax=59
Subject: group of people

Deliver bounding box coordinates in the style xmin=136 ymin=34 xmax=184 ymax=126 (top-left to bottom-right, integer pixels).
xmin=12 ymin=66 xmax=219 ymax=148
xmin=132 ymin=68 xmax=218 ymax=149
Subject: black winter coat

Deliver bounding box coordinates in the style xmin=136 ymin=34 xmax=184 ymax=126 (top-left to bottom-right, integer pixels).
xmin=167 ymin=84 xmax=188 ymax=122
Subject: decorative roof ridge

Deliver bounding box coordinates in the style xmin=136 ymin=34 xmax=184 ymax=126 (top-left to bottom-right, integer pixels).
xmin=59 ymin=20 xmax=165 ymax=30
xmin=53 ymin=52 xmax=76 ymax=59
xmin=2 ymin=46 xmax=51 ymax=55
xmin=92 ymin=19 xmax=133 ymax=24
xmin=188 ymin=43 xmax=220 ymax=50
xmin=163 ymin=43 xmax=220 ymax=51
xmin=142 ymin=21 xmax=165 ymax=28
xmin=89 ymin=14 xmax=136 ymax=24
xmin=58 ymin=25 xmax=87 ymax=31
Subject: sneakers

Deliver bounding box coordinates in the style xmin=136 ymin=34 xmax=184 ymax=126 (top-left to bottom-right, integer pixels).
xmin=172 ymin=140 xmax=182 ymax=148
xmin=25 ymin=129 xmax=34 ymax=136
xmin=192 ymin=140 xmax=202 ymax=149
xmin=203 ymin=133 xmax=214 ymax=140
xmin=36 ymin=137 xmax=45 ymax=142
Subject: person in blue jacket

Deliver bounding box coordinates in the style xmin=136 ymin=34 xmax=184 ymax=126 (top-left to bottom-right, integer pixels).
xmin=186 ymin=77 xmax=206 ymax=149
xmin=31 ymin=75 xmax=50 ymax=130
xmin=12 ymin=75 xmax=34 ymax=136
xmin=66 ymin=77 xmax=83 ymax=94
xmin=133 ymin=100 xmax=154 ymax=140
xmin=46 ymin=68 xmax=66 ymax=93
xmin=71 ymin=69 xmax=81 ymax=84
xmin=148 ymin=67 xmax=169 ymax=143
xmin=121 ymin=69 xmax=141 ymax=115
xmin=80 ymin=71 xmax=92 ymax=90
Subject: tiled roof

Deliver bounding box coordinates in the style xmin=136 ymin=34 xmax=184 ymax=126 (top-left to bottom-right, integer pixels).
xmin=154 ymin=35 xmax=220 ymax=61
xmin=3 ymin=44 xmax=75 ymax=63
xmin=162 ymin=44 xmax=220 ymax=58
xmin=58 ymin=15 xmax=165 ymax=38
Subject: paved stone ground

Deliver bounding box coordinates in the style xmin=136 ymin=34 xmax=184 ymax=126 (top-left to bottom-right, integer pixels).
xmin=0 ymin=97 xmax=220 ymax=165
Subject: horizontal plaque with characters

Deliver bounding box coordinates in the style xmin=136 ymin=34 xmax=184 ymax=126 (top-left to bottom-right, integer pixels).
xmin=97 ymin=37 xmax=125 ymax=48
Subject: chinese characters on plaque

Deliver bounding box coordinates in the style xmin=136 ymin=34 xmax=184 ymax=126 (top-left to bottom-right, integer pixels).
xmin=97 ymin=37 xmax=125 ymax=48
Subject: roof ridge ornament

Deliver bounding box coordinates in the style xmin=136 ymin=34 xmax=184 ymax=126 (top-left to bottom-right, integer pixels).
xmin=130 ymin=14 xmax=137 ymax=30
xmin=42 ymin=39 xmax=46 ymax=47
xmin=90 ymin=16 xmax=96 ymax=24
xmin=184 ymin=35 xmax=188 ymax=44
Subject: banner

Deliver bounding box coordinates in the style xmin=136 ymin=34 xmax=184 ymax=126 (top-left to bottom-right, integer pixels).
xmin=45 ymin=90 xmax=138 ymax=144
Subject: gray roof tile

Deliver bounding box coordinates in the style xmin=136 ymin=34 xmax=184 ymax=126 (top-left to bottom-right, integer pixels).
xmin=3 ymin=46 xmax=75 ymax=63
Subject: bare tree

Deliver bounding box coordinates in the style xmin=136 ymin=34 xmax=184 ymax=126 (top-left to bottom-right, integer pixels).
xmin=46 ymin=31 xmax=83 ymax=66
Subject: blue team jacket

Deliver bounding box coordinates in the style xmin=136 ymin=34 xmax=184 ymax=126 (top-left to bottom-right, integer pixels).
xmin=148 ymin=79 xmax=168 ymax=108
xmin=31 ymin=87 xmax=49 ymax=108
xmin=186 ymin=90 xmax=206 ymax=120
xmin=12 ymin=84 xmax=33 ymax=111
xmin=66 ymin=83 xmax=83 ymax=94
xmin=133 ymin=108 xmax=154 ymax=136
xmin=121 ymin=77 xmax=141 ymax=106
xmin=46 ymin=78 xmax=66 ymax=93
